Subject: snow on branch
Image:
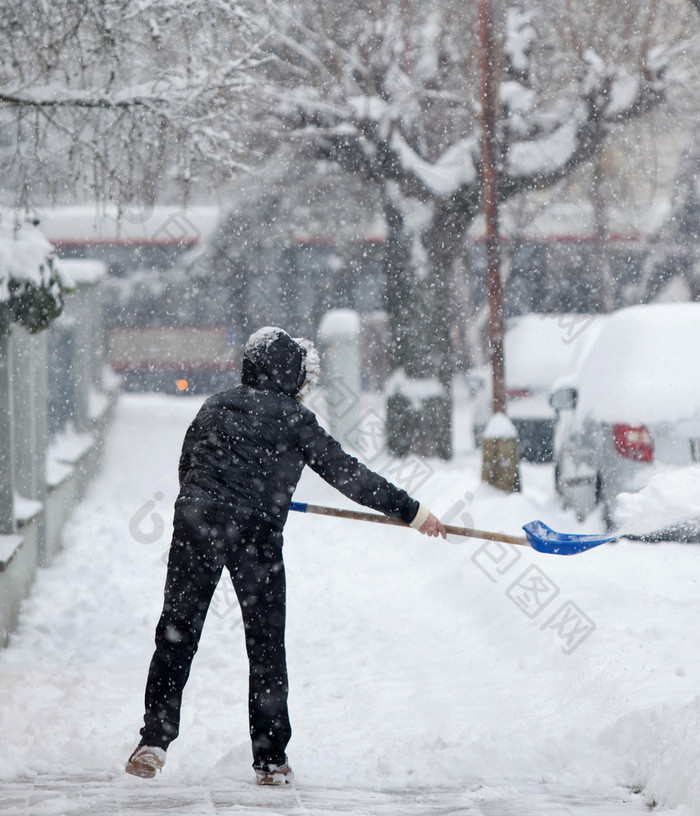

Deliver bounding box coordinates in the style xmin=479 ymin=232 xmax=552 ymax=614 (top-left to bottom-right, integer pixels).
xmin=581 ymin=47 xmax=667 ymax=123
xmin=504 ymin=8 xmax=537 ymax=80
xmin=506 ymin=118 xmax=580 ymax=179
xmin=501 ymin=44 xmax=667 ymax=189
xmin=389 ymin=131 xmax=478 ymax=197
xmin=258 ymin=0 xmax=673 ymax=217
xmin=0 ymin=0 xmax=265 ymax=207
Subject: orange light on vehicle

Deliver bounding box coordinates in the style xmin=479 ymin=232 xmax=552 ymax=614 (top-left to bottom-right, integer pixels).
xmin=176 ymin=379 xmax=189 ymax=392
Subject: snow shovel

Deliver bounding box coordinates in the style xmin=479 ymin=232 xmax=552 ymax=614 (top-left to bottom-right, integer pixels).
xmin=289 ymin=502 xmax=617 ymax=555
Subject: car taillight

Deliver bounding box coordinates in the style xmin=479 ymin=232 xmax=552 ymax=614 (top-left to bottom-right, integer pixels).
xmin=507 ymin=388 xmax=532 ymax=399
xmin=613 ymin=424 xmax=654 ymax=462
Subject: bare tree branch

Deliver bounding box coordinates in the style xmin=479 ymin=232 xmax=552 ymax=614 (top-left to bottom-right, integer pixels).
xmin=0 ymin=0 xmax=265 ymax=208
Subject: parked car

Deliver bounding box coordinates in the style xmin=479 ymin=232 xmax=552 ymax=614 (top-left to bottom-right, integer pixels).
xmin=468 ymin=313 xmax=600 ymax=462
xmin=549 ymin=303 xmax=700 ymax=529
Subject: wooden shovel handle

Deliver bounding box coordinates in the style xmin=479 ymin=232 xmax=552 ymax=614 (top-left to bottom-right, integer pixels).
xmin=293 ymin=502 xmax=529 ymax=547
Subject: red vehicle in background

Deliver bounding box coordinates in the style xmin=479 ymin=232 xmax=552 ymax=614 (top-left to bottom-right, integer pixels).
xmin=41 ymin=206 xmax=237 ymax=394
xmin=103 ymin=269 xmax=240 ymax=393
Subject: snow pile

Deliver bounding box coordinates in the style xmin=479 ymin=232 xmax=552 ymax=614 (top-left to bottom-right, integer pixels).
xmin=46 ymin=428 xmax=96 ymax=487
xmin=483 ymin=412 xmax=518 ymax=439
xmin=601 ymin=698 xmax=700 ymax=814
xmin=0 ymin=394 xmax=699 ymax=815
xmin=575 ymin=303 xmax=700 ymax=424
xmin=616 ymin=466 xmax=700 ymax=537
xmin=505 ymin=313 xmax=602 ymax=389
xmin=57 ymin=258 xmax=106 ymax=286
xmin=385 ymin=366 xmax=445 ymax=409
xmin=0 ymin=535 xmax=22 ymax=565
xmin=0 ymin=218 xmax=55 ymax=292
xmin=317 ymin=308 xmax=360 ymax=341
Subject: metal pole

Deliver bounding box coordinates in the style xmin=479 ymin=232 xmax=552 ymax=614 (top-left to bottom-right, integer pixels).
xmin=478 ymin=0 xmax=506 ymax=417
xmin=478 ymin=0 xmax=521 ymax=492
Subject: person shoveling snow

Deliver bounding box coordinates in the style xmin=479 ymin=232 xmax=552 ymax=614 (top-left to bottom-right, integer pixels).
xmin=125 ymin=327 xmax=446 ymax=785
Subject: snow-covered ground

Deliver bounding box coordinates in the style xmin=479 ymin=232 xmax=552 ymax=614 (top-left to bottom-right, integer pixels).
xmin=1 ymin=387 xmax=699 ymax=815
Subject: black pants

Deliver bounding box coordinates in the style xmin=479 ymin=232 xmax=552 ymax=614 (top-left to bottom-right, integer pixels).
xmin=139 ymin=500 xmax=291 ymax=771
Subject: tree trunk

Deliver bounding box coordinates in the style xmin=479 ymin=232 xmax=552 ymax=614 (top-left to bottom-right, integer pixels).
xmin=591 ymin=155 xmax=617 ymax=312
xmin=383 ymin=194 xmax=465 ymax=460
xmin=382 ymin=194 xmax=420 ymax=375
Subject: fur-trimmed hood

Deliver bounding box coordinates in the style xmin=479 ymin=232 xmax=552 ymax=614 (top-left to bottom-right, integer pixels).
xmin=241 ymin=327 xmax=319 ymax=399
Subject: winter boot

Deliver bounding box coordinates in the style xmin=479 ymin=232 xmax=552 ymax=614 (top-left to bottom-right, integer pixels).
xmin=125 ymin=745 xmax=166 ymax=778
xmin=254 ymin=762 xmax=294 ymax=786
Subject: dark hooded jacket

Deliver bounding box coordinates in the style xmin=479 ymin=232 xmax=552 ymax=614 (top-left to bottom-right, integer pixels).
xmin=176 ymin=328 xmax=419 ymax=531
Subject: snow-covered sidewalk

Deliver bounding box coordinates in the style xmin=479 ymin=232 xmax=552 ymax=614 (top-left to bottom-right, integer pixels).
xmin=1 ymin=393 xmax=699 ymax=815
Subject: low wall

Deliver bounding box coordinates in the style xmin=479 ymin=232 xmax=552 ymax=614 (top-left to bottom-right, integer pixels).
xmin=0 ymin=258 xmax=116 ymax=648
xmin=0 ymin=391 xmax=115 ymax=646
xmin=0 ymin=509 xmax=40 ymax=648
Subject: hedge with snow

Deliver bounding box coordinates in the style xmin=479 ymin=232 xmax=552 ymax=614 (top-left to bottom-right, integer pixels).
xmin=0 ymin=217 xmax=68 ymax=334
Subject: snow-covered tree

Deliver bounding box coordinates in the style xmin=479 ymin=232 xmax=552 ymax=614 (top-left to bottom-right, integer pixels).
xmin=181 ymin=144 xmax=382 ymax=336
xmin=250 ymin=0 xmax=683 ymax=457
xmin=636 ymin=0 xmax=700 ymax=304
xmin=0 ymin=0 xmax=262 ymax=209
xmin=637 ymin=129 xmax=700 ymax=303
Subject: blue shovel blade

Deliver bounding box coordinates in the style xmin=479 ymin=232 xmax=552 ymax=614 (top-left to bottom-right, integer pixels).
xmin=523 ymin=520 xmax=617 ymax=555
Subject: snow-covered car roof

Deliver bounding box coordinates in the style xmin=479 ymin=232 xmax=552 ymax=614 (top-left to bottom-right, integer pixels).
xmin=572 ymin=303 xmax=700 ymax=425
xmin=504 ymin=313 xmax=602 ymax=390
